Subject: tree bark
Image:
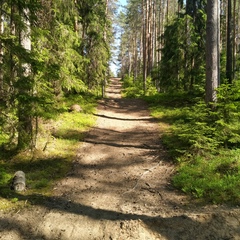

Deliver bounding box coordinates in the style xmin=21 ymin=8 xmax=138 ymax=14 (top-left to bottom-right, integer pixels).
xmin=205 ymin=0 xmax=220 ymax=104
xmin=17 ymin=7 xmax=33 ymax=150
xmin=232 ymin=0 xmax=236 ymax=79
xmin=142 ymin=0 xmax=147 ymax=94
xmin=226 ymin=0 xmax=233 ymax=83
xmin=0 ymin=4 xmax=3 ymax=97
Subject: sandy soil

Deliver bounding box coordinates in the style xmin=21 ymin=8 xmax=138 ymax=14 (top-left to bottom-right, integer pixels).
xmin=1 ymin=78 xmax=240 ymax=239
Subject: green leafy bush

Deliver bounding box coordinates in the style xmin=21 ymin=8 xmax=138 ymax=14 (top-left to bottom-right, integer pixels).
xmin=122 ymin=75 xmax=157 ymax=98
xmin=147 ymin=82 xmax=240 ymax=204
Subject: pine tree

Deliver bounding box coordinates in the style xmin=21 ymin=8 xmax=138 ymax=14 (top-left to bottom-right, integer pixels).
xmin=205 ymin=0 xmax=220 ymax=103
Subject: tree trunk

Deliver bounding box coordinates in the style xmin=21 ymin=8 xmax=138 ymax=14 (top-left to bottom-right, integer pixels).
xmin=102 ymin=0 xmax=109 ymax=98
xmin=147 ymin=0 xmax=152 ymax=75
xmin=226 ymin=0 xmax=233 ymax=83
xmin=17 ymin=7 xmax=33 ymax=150
xmin=205 ymin=0 xmax=220 ymax=104
xmin=142 ymin=0 xmax=147 ymax=94
xmin=232 ymin=0 xmax=236 ymax=79
xmin=0 ymin=5 xmax=3 ymax=97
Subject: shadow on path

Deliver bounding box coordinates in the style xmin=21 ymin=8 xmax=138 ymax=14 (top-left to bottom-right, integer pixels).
xmin=1 ymin=78 xmax=239 ymax=239
xmin=1 ymin=193 xmax=239 ymax=240
xmin=82 ymin=139 xmax=159 ymax=150
xmin=93 ymin=113 xmax=157 ymax=122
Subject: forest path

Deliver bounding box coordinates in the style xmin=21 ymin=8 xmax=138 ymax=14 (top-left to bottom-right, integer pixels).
xmin=1 ymin=78 xmax=240 ymax=239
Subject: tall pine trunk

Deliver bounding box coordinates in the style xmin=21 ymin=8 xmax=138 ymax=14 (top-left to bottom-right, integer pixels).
xmin=205 ymin=0 xmax=220 ymax=104
xmin=17 ymin=7 xmax=33 ymax=150
xmin=226 ymin=0 xmax=233 ymax=83
xmin=142 ymin=0 xmax=147 ymax=94
xmin=0 ymin=4 xmax=3 ymax=97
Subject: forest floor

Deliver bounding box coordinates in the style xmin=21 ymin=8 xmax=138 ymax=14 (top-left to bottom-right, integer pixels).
xmin=1 ymin=78 xmax=240 ymax=239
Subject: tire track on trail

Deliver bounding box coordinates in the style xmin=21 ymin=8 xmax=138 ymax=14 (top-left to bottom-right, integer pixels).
xmin=1 ymin=78 xmax=240 ymax=239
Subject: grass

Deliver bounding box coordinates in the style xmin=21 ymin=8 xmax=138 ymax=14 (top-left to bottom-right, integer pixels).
xmin=173 ymin=150 xmax=240 ymax=204
xmin=0 ymin=93 xmax=98 ymax=211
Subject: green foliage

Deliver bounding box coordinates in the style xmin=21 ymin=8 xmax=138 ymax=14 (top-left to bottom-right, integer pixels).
xmin=153 ymin=82 xmax=240 ymax=157
xmin=122 ymin=74 xmax=157 ymax=98
xmin=147 ymin=82 xmax=240 ymax=204
xmin=52 ymin=94 xmax=97 ymax=140
xmin=0 ymin=0 xmax=112 ymax=150
xmin=0 ymin=110 xmax=18 ymax=147
xmin=0 ymin=166 xmax=12 ymax=186
xmin=76 ymin=0 xmax=112 ymax=89
xmin=157 ymin=13 xmax=206 ymax=93
xmin=214 ymin=83 xmax=240 ymax=147
xmin=173 ymin=150 xmax=240 ymax=204
xmin=122 ymin=75 xmax=144 ymax=97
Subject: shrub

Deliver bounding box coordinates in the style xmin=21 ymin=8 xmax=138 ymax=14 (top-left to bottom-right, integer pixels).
xmin=122 ymin=75 xmax=157 ymax=98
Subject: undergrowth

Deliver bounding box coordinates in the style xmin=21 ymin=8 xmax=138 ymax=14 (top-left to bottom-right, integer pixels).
xmin=122 ymin=74 xmax=158 ymax=97
xmin=122 ymin=74 xmax=240 ymax=204
xmin=173 ymin=150 xmax=240 ymax=203
xmin=149 ymin=85 xmax=240 ymax=204
xmin=0 ymin=93 xmax=97 ymax=210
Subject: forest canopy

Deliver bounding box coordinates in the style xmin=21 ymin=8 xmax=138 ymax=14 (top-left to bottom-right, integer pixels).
xmin=0 ymin=0 xmax=115 ymax=150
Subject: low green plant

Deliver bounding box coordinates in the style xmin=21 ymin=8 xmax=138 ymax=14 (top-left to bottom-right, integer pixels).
xmin=146 ymin=82 xmax=240 ymax=204
xmin=173 ymin=150 xmax=240 ymax=203
xmin=122 ymin=75 xmax=157 ymax=98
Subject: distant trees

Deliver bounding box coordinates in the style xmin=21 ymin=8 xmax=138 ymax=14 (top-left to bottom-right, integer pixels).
xmin=0 ymin=0 xmax=114 ymax=150
xmin=118 ymin=0 xmax=240 ymax=100
xmin=76 ymin=0 xmax=113 ymax=89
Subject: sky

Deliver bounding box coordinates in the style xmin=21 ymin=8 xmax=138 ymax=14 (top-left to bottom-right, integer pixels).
xmin=110 ymin=0 xmax=127 ymax=76
xmin=119 ymin=0 xmax=127 ymax=7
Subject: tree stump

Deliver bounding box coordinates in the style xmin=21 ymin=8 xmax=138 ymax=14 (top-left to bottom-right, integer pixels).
xmin=11 ymin=171 xmax=26 ymax=192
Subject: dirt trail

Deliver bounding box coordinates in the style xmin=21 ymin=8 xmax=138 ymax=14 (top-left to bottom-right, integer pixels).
xmin=1 ymin=78 xmax=240 ymax=239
